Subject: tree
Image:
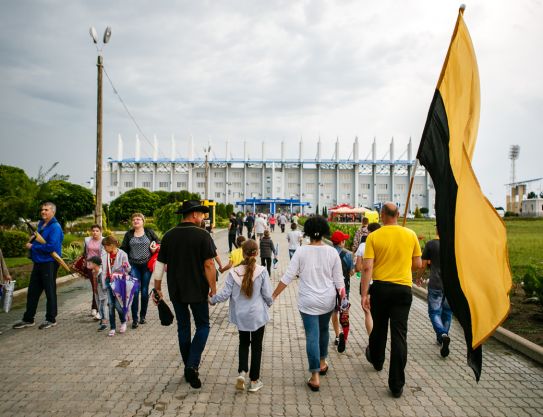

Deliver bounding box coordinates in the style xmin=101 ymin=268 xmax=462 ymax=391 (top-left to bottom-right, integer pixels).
xmin=154 ymin=202 xmax=181 ymax=233
xmin=540 ymin=192 xmax=543 ymax=199
xmin=420 ymin=207 xmax=429 ymax=215
xmin=414 ymin=206 xmax=422 ymax=218
xmin=225 ymin=204 xmax=234 ymax=216
xmin=216 ymin=203 xmax=227 ymax=219
xmin=152 ymin=191 xmax=171 ymax=207
xmin=0 ymin=165 xmax=38 ymax=226
xmin=109 ymin=188 xmax=161 ymax=225
xmin=527 ymin=191 xmax=537 ymax=199
xmin=37 ymin=180 xmax=94 ymax=227
xmin=166 ymin=190 xmax=201 ymax=204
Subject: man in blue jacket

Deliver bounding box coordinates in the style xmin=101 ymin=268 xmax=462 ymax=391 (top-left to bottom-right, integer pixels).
xmin=13 ymin=202 xmax=64 ymax=330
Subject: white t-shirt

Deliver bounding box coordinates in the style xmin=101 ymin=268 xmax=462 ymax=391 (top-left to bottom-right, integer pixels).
xmin=255 ymin=217 xmax=267 ymax=234
xmin=281 ymin=245 xmax=345 ymax=315
xmin=286 ymin=230 xmax=303 ymax=250
xmin=355 ymin=242 xmax=366 ymax=258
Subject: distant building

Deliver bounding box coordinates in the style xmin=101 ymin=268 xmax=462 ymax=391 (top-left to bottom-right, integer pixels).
xmin=506 ymin=178 xmax=543 ymax=215
xmin=102 ymin=135 xmax=435 ymax=215
xmin=521 ymin=198 xmax=543 ymax=217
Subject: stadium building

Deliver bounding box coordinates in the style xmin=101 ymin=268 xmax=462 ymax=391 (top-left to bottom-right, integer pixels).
xmin=103 ymin=135 xmax=434 ymax=215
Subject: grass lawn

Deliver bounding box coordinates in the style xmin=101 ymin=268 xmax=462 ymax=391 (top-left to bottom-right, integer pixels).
xmin=5 ymin=257 xmax=33 ymax=269
xmin=404 ymin=218 xmax=543 ymax=282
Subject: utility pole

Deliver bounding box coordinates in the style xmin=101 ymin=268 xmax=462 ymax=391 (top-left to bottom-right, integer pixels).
xmin=89 ymin=26 xmax=111 ymax=228
xmin=95 ymin=55 xmax=103 ymax=228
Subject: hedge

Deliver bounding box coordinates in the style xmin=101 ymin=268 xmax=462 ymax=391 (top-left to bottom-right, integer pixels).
xmin=0 ymin=230 xmax=29 ymax=257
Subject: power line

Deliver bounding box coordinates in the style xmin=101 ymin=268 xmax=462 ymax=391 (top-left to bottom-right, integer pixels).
xmin=102 ymin=65 xmax=168 ymax=159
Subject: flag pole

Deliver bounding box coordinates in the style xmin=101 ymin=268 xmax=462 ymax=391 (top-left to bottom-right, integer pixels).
xmin=402 ymin=159 xmax=418 ymax=227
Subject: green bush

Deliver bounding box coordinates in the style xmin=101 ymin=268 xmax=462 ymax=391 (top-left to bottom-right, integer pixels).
xmin=0 ymin=230 xmax=29 ymax=257
xmin=522 ymin=265 xmax=543 ymax=306
xmin=154 ymin=203 xmax=182 ymax=233
xmin=109 ymin=188 xmax=161 ymax=225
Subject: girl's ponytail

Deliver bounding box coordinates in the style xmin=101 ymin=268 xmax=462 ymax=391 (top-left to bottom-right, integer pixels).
xmin=240 ymin=239 xmax=258 ymax=297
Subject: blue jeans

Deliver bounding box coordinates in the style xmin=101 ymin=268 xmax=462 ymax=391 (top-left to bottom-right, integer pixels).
xmin=300 ymin=310 xmax=333 ymax=372
xmin=107 ymin=286 xmax=125 ymax=330
xmin=428 ymin=288 xmax=452 ymax=342
xmin=131 ymin=264 xmax=151 ymax=322
xmin=172 ymin=301 xmax=210 ymax=370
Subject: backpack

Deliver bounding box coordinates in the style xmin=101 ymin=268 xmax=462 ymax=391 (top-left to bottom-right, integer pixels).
xmin=338 ymin=250 xmax=351 ymax=280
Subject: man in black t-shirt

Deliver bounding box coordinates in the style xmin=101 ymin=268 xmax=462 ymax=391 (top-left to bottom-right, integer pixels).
xmin=415 ymin=229 xmax=453 ymax=358
xmin=152 ymin=200 xmax=217 ymax=388
xmin=228 ymin=213 xmax=237 ymax=252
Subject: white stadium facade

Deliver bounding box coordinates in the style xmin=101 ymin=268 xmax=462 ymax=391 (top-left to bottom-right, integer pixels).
xmin=103 ymin=135 xmax=434 ymax=215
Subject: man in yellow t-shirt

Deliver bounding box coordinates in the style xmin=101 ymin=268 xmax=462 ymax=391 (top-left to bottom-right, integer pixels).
xmin=361 ymin=202 xmax=422 ymax=398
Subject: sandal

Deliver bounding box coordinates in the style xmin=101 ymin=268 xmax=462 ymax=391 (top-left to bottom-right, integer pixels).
xmin=307 ymin=378 xmax=320 ymax=392
xmin=319 ymin=364 xmax=329 ymax=375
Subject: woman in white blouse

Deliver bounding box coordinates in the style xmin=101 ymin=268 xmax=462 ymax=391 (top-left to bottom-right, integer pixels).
xmin=272 ymin=215 xmax=345 ymax=392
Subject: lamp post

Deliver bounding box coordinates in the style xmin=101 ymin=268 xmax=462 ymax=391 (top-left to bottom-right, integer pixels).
xmin=203 ymin=145 xmax=211 ymax=200
xmin=89 ymin=26 xmax=111 ymax=228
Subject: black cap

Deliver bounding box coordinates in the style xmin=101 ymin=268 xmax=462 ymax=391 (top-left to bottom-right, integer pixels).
xmin=175 ymin=200 xmax=210 ymax=215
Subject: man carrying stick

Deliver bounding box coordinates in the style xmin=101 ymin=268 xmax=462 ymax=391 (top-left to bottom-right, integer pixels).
xmin=13 ymin=202 xmax=64 ymax=330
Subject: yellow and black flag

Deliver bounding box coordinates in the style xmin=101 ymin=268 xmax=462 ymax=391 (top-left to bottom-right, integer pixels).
xmin=417 ymin=6 xmax=512 ymax=381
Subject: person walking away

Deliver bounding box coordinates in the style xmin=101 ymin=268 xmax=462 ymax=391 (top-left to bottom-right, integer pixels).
xmin=86 ymin=256 xmax=109 ymax=332
xmin=254 ymin=214 xmax=267 ymax=241
xmin=13 ymin=202 xmax=64 ymax=330
xmin=259 ymin=230 xmax=276 ymax=277
xmin=278 ymin=213 xmax=287 ymax=233
xmin=228 ymin=213 xmax=238 ymax=252
xmin=82 ymin=224 xmax=103 ymax=320
xmin=269 ymin=214 xmax=276 ymax=232
xmin=361 ymin=203 xmax=421 ymax=398
xmin=151 ymin=200 xmax=218 ymax=389
xmin=352 ymin=217 xmax=369 ymax=255
xmin=272 ymin=215 xmax=345 ymax=392
xmin=330 ymin=230 xmax=354 ymax=353
xmin=220 ymin=236 xmax=246 ymax=273
xmin=415 ymin=227 xmax=452 ymax=357
xmin=210 ymin=239 xmax=273 ymax=392
xmin=237 ymin=214 xmax=244 ymax=236
xmin=102 ymin=235 xmax=131 ymax=336
xmin=121 ymin=213 xmax=160 ymax=329
xmin=244 ymin=212 xmax=255 ymax=238
xmin=354 ymin=222 xmax=381 ymax=336
xmin=286 ymin=223 xmax=303 ymax=259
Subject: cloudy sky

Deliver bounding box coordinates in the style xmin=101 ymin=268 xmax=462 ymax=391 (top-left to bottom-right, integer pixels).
xmin=1 ymin=0 xmax=542 ymax=206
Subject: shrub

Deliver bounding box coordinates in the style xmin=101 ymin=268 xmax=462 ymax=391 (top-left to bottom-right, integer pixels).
xmin=109 ymin=188 xmax=161 ymax=225
xmin=154 ymin=203 xmax=182 ymax=233
xmin=0 ymin=230 xmax=29 ymax=257
xmin=522 ymin=265 xmax=543 ymax=306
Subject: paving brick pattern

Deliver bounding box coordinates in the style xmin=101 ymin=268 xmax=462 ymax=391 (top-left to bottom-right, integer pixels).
xmin=0 ymin=228 xmax=542 ymax=416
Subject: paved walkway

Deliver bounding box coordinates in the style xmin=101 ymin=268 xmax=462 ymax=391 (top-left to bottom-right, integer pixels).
xmin=0 ymin=227 xmax=542 ymax=417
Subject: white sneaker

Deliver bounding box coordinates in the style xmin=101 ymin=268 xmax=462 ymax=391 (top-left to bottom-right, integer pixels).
xmin=91 ymin=309 xmax=97 ymax=317
xmin=248 ymin=379 xmax=263 ymax=392
xmin=94 ymin=312 xmax=101 ymax=320
xmin=236 ymin=372 xmax=246 ymax=390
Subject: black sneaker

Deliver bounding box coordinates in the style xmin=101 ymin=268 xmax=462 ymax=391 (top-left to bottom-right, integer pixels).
xmin=38 ymin=321 xmax=57 ymax=330
xmin=13 ymin=321 xmax=35 ymax=329
xmin=440 ymin=334 xmax=450 ymax=357
xmin=139 ymin=318 xmax=146 ymax=325
xmin=132 ymin=321 xmax=139 ymax=329
xmin=334 ymin=336 xmax=339 ymax=346
xmin=185 ymin=367 xmax=202 ymax=389
xmin=337 ymin=333 xmax=346 ymax=353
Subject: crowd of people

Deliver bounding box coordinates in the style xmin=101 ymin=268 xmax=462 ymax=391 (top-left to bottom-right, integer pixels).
xmin=6 ymin=200 xmax=450 ymax=398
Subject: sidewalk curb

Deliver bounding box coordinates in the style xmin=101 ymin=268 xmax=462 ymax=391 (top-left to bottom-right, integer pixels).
xmin=411 ymin=285 xmax=543 ymax=365
xmin=12 ymin=273 xmax=83 ymax=305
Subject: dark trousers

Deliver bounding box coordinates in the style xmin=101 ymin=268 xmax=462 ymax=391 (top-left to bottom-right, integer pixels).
xmin=246 ymin=226 xmax=253 ymax=238
xmin=238 ymin=326 xmax=265 ymax=381
xmin=23 ymin=262 xmax=59 ymax=323
xmin=261 ymin=257 xmax=272 ymax=276
xmin=131 ymin=263 xmax=152 ymax=322
xmin=368 ymin=280 xmax=412 ymax=392
xmin=172 ymin=301 xmax=210 ymax=370
xmin=86 ymin=268 xmax=98 ymax=310
xmin=228 ymin=233 xmax=237 ymax=252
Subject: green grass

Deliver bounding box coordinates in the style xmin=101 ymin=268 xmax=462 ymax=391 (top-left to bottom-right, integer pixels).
xmin=362 ymin=218 xmax=543 ymax=284
xmin=5 ymin=257 xmax=33 ymax=268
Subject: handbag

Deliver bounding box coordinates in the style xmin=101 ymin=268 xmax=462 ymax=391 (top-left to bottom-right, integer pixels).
xmin=72 ymin=255 xmax=88 ymax=277
xmin=147 ymin=244 xmax=160 ymax=272
xmin=1 ymin=280 xmax=15 ymax=313
xmin=151 ymin=288 xmax=174 ymax=326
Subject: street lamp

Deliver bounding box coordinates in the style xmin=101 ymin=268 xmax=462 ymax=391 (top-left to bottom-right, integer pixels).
xmin=89 ymin=25 xmax=112 ymax=228
xmin=203 ymin=145 xmax=211 ymax=200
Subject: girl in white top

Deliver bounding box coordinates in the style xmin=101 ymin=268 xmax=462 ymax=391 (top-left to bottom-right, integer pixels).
xmin=272 ymin=216 xmax=345 ymax=392
xmin=210 ymin=239 xmax=273 ymax=393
